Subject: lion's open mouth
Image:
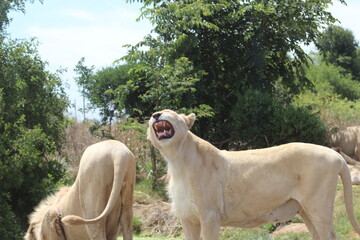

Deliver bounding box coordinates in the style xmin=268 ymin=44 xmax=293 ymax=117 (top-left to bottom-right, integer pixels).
xmin=153 ymin=120 xmax=175 ymax=140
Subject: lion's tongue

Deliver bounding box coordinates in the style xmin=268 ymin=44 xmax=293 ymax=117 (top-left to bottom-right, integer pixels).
xmin=154 ymin=121 xmax=172 ymax=139
xmin=157 ymin=129 xmax=171 ymax=138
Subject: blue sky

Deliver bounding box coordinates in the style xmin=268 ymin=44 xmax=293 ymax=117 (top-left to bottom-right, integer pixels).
xmin=6 ymin=0 xmax=360 ymax=120
xmin=8 ymin=0 xmax=152 ymax=119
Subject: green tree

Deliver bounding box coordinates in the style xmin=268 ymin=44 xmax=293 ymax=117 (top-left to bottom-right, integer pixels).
xmin=74 ymin=58 xmax=147 ymax=124
xmin=123 ymin=0 xmax=342 ymax=148
xmin=0 ymin=37 xmax=68 ymax=238
xmin=0 ymin=0 xmax=42 ymax=33
xmin=122 ymin=40 xmax=209 ymax=120
xmin=317 ymin=25 xmax=359 ymax=79
xmin=74 ymin=57 xmax=95 ymax=121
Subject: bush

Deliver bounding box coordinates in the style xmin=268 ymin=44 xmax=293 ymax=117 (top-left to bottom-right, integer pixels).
xmin=0 ymin=36 xmax=68 ymax=236
xmin=293 ymin=57 xmax=360 ymax=128
xmin=227 ymin=89 xmax=327 ymax=149
xmin=133 ymin=217 xmax=143 ymax=235
xmin=305 ymin=58 xmax=360 ymax=101
xmin=0 ymin=124 xmax=66 ymax=233
xmin=0 ymin=193 xmax=23 ymax=239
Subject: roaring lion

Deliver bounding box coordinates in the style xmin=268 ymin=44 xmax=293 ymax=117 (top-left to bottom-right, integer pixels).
xmin=25 ymin=140 xmax=136 ymax=240
xmin=147 ymin=109 xmax=360 ymax=240
xmin=330 ymin=126 xmax=360 ymax=161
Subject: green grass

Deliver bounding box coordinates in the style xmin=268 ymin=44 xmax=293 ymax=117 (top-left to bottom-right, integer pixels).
xmin=133 ymin=238 xmax=181 ymax=240
xmin=134 ymin=179 xmax=167 ymax=203
xmin=333 ymin=185 xmax=360 ymax=240
xmin=274 ymin=232 xmax=311 ymax=240
xmin=122 ymin=185 xmax=360 ymax=240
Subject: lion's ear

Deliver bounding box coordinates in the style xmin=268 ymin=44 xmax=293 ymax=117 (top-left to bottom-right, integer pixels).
xmin=184 ymin=113 xmax=196 ymax=129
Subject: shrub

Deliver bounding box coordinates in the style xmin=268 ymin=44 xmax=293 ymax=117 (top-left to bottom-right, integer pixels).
xmin=0 ymin=37 xmax=68 ymax=236
xmin=227 ymin=89 xmax=327 ymax=149
xmin=0 ymin=124 xmax=65 ymax=234
xmin=0 ymin=193 xmax=23 ymax=239
xmin=293 ymin=58 xmax=360 ymax=128
xmin=133 ymin=217 xmax=143 ymax=235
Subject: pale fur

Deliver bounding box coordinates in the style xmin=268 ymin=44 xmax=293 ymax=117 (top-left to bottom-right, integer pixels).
xmin=24 ymin=187 xmax=69 ymax=240
xmin=24 ymin=140 xmax=136 ymax=240
xmin=330 ymin=126 xmax=360 ymax=161
xmin=349 ymin=165 xmax=360 ymax=185
xmin=333 ymin=147 xmax=360 ymax=185
xmin=147 ymin=109 xmax=360 ymax=240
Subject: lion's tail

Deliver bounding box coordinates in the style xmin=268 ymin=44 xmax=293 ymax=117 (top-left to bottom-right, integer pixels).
xmin=61 ymin=147 xmax=135 ymax=226
xmin=339 ymin=160 xmax=360 ymax=235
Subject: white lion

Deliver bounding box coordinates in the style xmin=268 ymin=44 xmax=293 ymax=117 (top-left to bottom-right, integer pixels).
xmin=147 ymin=109 xmax=360 ymax=240
xmin=330 ymin=126 xmax=360 ymax=161
xmin=25 ymin=140 xmax=136 ymax=240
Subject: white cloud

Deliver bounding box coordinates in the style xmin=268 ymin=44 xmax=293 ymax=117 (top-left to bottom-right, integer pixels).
xmin=62 ymin=9 xmax=98 ymax=22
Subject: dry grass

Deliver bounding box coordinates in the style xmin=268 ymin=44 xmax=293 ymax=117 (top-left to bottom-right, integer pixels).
xmin=133 ymin=201 xmax=181 ymax=237
xmin=61 ymin=120 xmax=153 ymax=180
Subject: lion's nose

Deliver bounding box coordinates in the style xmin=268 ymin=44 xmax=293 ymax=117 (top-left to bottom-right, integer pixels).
xmin=152 ymin=113 xmax=162 ymax=120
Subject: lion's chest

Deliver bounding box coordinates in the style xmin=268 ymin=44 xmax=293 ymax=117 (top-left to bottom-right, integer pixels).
xmin=168 ymin=178 xmax=198 ymax=219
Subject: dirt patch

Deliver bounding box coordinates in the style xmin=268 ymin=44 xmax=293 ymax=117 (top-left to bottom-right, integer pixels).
xmin=133 ymin=201 xmax=181 ymax=237
xmin=272 ymin=223 xmax=308 ymax=236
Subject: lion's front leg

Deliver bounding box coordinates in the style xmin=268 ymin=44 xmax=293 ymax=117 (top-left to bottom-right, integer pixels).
xmin=181 ymin=218 xmax=201 ymax=240
xmin=199 ymin=210 xmax=221 ymax=240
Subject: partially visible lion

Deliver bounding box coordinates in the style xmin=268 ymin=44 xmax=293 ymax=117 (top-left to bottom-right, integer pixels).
xmin=147 ymin=109 xmax=360 ymax=240
xmin=330 ymin=126 xmax=360 ymax=161
xmin=25 ymin=140 xmax=136 ymax=240
xmin=333 ymin=147 xmax=360 ymax=185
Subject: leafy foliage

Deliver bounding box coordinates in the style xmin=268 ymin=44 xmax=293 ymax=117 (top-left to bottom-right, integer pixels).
xmin=293 ymin=54 xmax=360 ymax=128
xmin=0 ymin=38 xmax=68 ymax=145
xmin=0 ymin=193 xmax=23 ymax=240
xmin=122 ymin=0 xmax=340 ymax=148
xmin=121 ymin=35 xmax=208 ymax=120
xmin=317 ymin=25 xmax=360 ymax=79
xmin=0 ymin=37 xmax=68 ymax=237
xmin=227 ymin=89 xmax=328 ymax=149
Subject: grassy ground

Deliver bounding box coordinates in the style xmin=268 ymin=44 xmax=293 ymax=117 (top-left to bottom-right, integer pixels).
xmin=120 ymin=185 xmax=360 ymax=240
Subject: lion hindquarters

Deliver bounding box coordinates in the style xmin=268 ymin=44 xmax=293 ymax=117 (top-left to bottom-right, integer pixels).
xmin=61 ymin=140 xmax=135 ymax=240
